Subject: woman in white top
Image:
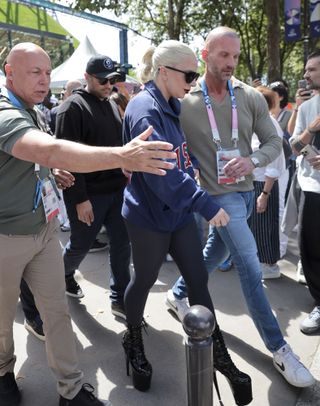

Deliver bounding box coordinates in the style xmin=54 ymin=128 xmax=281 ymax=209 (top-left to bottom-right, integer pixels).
xmin=249 ymin=86 xmax=286 ymax=279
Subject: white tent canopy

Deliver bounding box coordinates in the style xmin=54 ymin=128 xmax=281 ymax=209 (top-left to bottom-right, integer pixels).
xmin=50 ymin=35 xmax=140 ymax=92
xmin=50 ymin=36 xmax=98 ymax=89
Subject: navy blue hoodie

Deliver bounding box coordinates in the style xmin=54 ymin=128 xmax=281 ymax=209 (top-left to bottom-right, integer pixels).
xmin=122 ymin=81 xmax=220 ymax=232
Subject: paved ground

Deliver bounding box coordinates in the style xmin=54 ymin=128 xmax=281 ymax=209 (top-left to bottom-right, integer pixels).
xmin=12 ymin=231 xmax=320 ymax=406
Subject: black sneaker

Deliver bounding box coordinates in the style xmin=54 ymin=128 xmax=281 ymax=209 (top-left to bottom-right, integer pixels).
xmin=24 ymin=318 xmax=45 ymax=341
xmin=0 ymin=372 xmax=21 ymax=406
xmin=89 ymin=240 xmax=108 ymax=253
xmin=65 ymin=276 xmax=84 ymax=298
xmin=111 ymin=303 xmax=126 ymax=320
xmin=59 ymin=383 xmax=111 ymax=405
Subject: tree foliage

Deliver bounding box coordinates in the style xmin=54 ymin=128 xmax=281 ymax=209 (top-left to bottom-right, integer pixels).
xmin=65 ymin=0 xmax=320 ymax=97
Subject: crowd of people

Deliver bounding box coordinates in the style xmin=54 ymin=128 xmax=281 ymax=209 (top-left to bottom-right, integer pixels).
xmin=0 ymin=24 xmax=319 ymax=406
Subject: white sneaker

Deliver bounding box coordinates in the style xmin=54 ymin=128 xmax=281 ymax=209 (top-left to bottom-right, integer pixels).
xmin=273 ymin=344 xmax=315 ymax=387
xmin=261 ymin=263 xmax=281 ymax=279
xmin=165 ymin=289 xmax=189 ymax=322
xmin=300 ymin=306 xmax=320 ymax=334
xmin=296 ymin=260 xmax=307 ymax=285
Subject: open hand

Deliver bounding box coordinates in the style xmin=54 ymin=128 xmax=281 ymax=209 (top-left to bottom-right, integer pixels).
xmin=122 ymin=126 xmax=176 ymax=176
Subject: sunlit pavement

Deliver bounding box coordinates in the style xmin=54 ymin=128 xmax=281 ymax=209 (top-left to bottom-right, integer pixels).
xmin=13 ymin=231 xmax=320 ymax=406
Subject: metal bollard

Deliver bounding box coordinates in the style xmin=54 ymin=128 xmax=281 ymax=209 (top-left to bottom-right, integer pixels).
xmin=183 ymin=305 xmax=215 ymax=406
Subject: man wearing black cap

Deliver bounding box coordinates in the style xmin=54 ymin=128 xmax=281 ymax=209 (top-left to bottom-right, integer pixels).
xmin=55 ymin=55 xmax=131 ymax=318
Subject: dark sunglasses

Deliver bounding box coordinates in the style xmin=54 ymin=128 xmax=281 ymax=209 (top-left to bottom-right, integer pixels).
xmin=164 ymin=66 xmax=200 ymax=84
xmin=92 ymin=75 xmax=119 ymax=85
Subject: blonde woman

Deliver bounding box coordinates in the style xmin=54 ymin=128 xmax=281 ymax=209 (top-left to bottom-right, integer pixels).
xmin=121 ymin=40 xmax=252 ymax=405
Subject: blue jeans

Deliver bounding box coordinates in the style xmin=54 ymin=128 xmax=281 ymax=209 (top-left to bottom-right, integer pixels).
xmin=64 ymin=190 xmax=131 ymax=304
xmin=172 ymin=191 xmax=285 ymax=353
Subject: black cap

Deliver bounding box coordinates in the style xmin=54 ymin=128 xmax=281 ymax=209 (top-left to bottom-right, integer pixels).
xmin=86 ymin=55 xmax=122 ymax=79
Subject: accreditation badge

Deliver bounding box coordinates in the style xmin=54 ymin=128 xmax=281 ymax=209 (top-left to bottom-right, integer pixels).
xmin=41 ymin=177 xmax=60 ymax=222
xmin=217 ymin=149 xmax=245 ymax=185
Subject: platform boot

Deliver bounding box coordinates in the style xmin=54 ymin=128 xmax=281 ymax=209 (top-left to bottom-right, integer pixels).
xmin=122 ymin=323 xmax=152 ymax=391
xmin=212 ymin=325 xmax=253 ymax=405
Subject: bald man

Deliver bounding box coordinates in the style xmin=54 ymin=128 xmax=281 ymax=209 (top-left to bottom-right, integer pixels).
xmin=64 ymin=79 xmax=83 ymax=98
xmin=166 ymin=27 xmax=315 ymax=390
xmin=0 ymin=42 xmax=175 ymax=406
xmin=50 ymin=79 xmax=83 ymax=133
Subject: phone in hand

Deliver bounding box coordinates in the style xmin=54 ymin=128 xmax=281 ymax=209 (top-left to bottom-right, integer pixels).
xmin=298 ymin=79 xmax=312 ymax=98
xmin=298 ymin=79 xmax=308 ymax=89
xmin=300 ymin=144 xmax=319 ymax=162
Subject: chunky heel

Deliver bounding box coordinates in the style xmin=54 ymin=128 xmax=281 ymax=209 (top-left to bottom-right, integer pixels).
xmin=224 ymin=375 xmax=252 ymax=405
xmin=125 ymin=353 xmax=130 ymax=376
xmin=132 ymin=368 xmax=152 ymax=391
xmin=233 ymin=381 xmax=252 ymax=405
xmin=212 ymin=326 xmax=252 ymax=405
xmin=122 ymin=322 xmax=152 ymax=392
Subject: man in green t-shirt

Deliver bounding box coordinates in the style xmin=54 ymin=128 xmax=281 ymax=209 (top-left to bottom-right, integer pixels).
xmin=0 ymin=42 xmax=175 ymax=406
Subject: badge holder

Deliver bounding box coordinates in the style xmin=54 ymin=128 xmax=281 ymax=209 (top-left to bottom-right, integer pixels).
xmin=217 ymin=149 xmax=245 ymax=185
xmin=33 ymin=164 xmax=60 ymax=222
xmin=41 ymin=177 xmax=60 ymax=222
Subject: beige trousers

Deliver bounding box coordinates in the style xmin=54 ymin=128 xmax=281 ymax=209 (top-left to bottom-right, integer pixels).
xmin=0 ymin=219 xmax=83 ymax=399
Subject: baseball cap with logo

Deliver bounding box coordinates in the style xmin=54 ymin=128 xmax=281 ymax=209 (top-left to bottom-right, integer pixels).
xmin=86 ymin=55 xmax=122 ymax=80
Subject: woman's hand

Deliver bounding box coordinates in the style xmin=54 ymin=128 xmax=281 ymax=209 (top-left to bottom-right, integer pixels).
xmin=209 ymin=208 xmax=230 ymax=227
xmin=256 ymin=193 xmax=268 ymax=213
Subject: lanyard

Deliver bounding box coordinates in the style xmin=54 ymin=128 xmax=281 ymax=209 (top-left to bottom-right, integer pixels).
xmin=1 ymin=87 xmax=57 ymax=212
xmin=200 ymin=79 xmax=239 ymax=149
xmin=33 ymin=180 xmax=44 ymax=212
xmin=1 ymin=87 xmax=24 ymax=108
xmin=32 ymin=163 xmax=41 ymax=212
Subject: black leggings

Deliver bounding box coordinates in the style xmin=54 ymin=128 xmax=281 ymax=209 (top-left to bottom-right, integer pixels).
xmin=124 ymin=219 xmax=215 ymax=326
xmin=300 ymin=191 xmax=320 ymax=304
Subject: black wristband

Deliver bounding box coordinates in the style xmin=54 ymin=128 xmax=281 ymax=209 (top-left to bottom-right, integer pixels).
xmin=262 ymin=190 xmax=269 ymax=196
xmin=307 ymin=127 xmax=318 ymax=136
xmin=292 ymin=139 xmax=307 ymax=152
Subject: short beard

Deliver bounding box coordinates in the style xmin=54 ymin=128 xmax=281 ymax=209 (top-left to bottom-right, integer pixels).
xmin=309 ymin=82 xmax=320 ymax=90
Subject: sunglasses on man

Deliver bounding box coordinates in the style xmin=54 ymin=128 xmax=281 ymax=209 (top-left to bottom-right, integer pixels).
xmin=92 ymin=75 xmax=119 ymax=85
xmin=164 ymin=66 xmax=200 ymax=84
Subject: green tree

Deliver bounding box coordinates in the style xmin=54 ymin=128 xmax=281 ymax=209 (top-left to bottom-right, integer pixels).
xmin=65 ymin=0 xmax=312 ymax=96
xmin=67 ymin=0 xmax=242 ymax=43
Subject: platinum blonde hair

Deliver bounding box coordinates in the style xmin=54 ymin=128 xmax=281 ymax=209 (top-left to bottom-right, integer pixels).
xmin=138 ymin=40 xmax=196 ymax=83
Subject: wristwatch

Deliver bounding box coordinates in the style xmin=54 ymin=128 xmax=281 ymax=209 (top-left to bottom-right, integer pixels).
xmin=250 ymin=156 xmax=260 ymax=168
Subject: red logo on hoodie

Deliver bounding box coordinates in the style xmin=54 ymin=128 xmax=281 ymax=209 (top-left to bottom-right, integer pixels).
xmin=174 ymin=142 xmax=192 ymax=170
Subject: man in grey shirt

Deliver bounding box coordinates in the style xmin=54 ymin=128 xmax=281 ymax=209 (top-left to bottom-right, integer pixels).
xmin=166 ymin=26 xmax=314 ymax=389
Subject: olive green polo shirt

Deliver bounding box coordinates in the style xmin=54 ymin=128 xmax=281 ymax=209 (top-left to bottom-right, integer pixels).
xmin=0 ymin=94 xmax=49 ymax=234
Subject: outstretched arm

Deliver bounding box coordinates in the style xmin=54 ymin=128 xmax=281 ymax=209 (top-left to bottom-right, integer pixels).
xmin=11 ymin=126 xmax=175 ymax=176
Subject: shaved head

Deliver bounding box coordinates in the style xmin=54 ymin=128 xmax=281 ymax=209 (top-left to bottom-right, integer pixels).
xmin=201 ymin=26 xmax=240 ymax=86
xmin=64 ymin=79 xmax=83 ymax=98
xmin=6 ymin=42 xmax=49 ymax=66
xmin=4 ymin=42 xmax=52 ymax=107
xmin=204 ymin=27 xmax=239 ymax=51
